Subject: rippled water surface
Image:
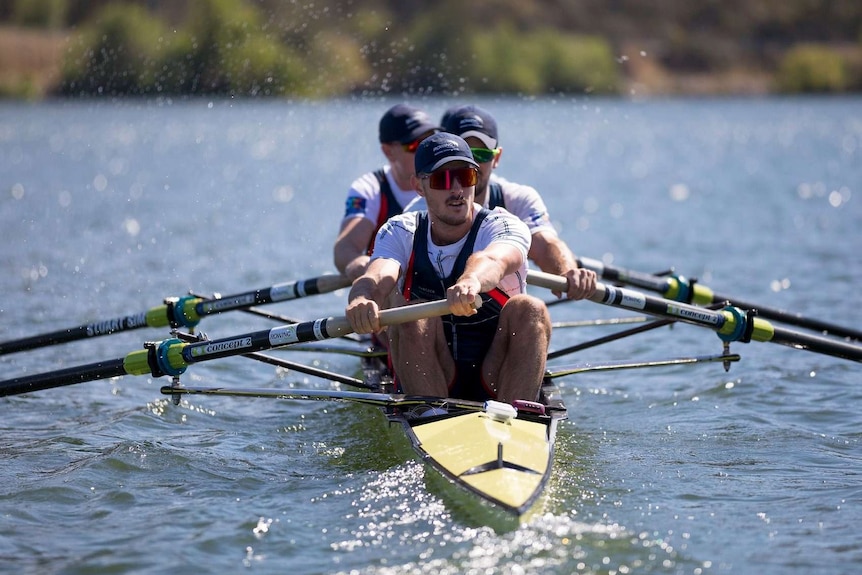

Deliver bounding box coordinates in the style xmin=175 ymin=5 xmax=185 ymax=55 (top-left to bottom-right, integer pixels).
xmin=1 ymin=96 xmax=860 ymax=574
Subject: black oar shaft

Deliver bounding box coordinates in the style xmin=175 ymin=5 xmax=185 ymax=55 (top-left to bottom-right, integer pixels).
xmin=769 ymin=325 xmax=862 ymax=362
xmin=578 ymin=257 xmax=673 ymax=295
xmin=0 ymin=275 xmax=352 ymax=356
xmin=528 ymin=270 xmax=862 ymax=364
xmin=0 ymin=299 xmax=455 ymax=397
xmin=578 ymin=257 xmax=862 ymax=340
xmin=193 ymin=274 xmax=351 ymax=315
xmin=0 ymin=313 xmax=153 ymax=355
xmin=700 ymin=290 xmax=861 ymax=340
xmin=0 ymin=358 xmax=128 ymax=397
xmin=175 ymin=298 xmax=454 ymax=366
xmin=174 ymin=331 xmax=367 ymax=387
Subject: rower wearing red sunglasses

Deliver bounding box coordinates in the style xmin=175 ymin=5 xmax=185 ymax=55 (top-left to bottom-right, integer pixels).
xmin=407 ymin=105 xmax=596 ymax=302
xmin=346 ymin=133 xmax=553 ymax=404
xmin=334 ymin=104 xmax=439 ymax=282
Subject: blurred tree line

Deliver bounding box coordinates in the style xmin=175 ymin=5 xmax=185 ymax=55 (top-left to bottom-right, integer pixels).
xmin=2 ymin=0 xmax=861 ymax=98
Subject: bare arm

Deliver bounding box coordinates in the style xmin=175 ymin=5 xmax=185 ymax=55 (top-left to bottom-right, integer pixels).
xmin=528 ymin=230 xmax=577 ymax=276
xmin=449 ymin=242 xmax=524 ymax=316
xmin=333 ymin=218 xmax=376 ymax=281
xmin=529 ymin=230 xmax=596 ymax=300
xmin=346 ymin=257 xmax=401 ymax=333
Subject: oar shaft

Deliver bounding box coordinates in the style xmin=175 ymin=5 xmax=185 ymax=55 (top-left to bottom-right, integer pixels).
xmin=528 ymin=270 xmax=862 ymax=363
xmin=194 ymin=274 xmax=351 ymax=315
xmin=578 ymin=257 xmax=674 ymax=296
xmin=0 ymin=358 xmax=128 ymax=397
xmin=175 ymin=299 xmax=453 ymax=366
xmin=699 ymin=291 xmax=862 ymax=340
xmin=768 ymin=325 xmax=862 ymax=362
xmin=0 ymin=274 xmax=352 ymax=356
xmin=0 ymin=311 xmax=161 ymax=355
xmin=578 ymin=257 xmax=862 ymax=340
xmin=0 ymin=299 xmax=456 ymax=397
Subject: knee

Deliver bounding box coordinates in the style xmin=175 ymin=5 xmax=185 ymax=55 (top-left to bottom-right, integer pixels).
xmin=502 ymin=295 xmax=551 ymax=334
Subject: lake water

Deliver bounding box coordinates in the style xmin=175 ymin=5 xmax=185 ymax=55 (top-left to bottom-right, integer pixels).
xmin=1 ymin=96 xmax=860 ymax=574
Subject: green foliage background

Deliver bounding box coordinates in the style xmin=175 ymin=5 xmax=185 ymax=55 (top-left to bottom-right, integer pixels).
xmin=3 ymin=0 xmax=862 ymax=97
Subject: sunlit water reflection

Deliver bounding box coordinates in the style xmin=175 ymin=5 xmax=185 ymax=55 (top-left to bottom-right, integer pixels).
xmin=1 ymin=96 xmax=860 ymax=574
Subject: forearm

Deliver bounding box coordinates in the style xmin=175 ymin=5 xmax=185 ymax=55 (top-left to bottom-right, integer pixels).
xmin=334 ymin=218 xmax=375 ymax=280
xmin=529 ymin=232 xmax=578 ymax=276
xmin=459 ymin=249 xmax=516 ymax=293
xmin=335 ymin=249 xmax=370 ymax=281
xmin=347 ymin=259 xmax=399 ymax=306
xmin=348 ymin=275 xmax=388 ymax=307
xmin=530 ymin=232 xmax=597 ymax=300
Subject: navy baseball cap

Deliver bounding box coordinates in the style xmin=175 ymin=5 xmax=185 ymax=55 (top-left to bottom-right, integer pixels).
xmin=441 ymin=105 xmax=499 ymax=149
xmin=439 ymin=103 xmax=465 ymax=130
xmin=379 ymin=104 xmax=440 ymax=144
xmin=414 ymin=132 xmax=479 ymax=175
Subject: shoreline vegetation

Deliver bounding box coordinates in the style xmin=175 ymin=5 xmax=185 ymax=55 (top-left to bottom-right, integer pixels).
xmin=1 ymin=0 xmax=862 ymax=100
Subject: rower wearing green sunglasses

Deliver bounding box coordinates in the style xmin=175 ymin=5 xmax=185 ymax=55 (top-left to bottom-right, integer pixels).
xmin=407 ymin=105 xmax=596 ymax=302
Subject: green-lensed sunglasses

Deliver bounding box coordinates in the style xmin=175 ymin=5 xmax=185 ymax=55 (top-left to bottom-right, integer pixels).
xmin=470 ymin=147 xmax=500 ymax=164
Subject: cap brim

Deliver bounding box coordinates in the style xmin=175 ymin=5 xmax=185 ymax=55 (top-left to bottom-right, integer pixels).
xmin=419 ymin=155 xmax=479 ymax=174
xmin=459 ymin=130 xmax=497 ymax=149
xmin=400 ymin=123 xmax=441 ymax=143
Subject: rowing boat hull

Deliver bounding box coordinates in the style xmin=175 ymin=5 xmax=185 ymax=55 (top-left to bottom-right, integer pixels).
xmin=389 ymin=399 xmax=563 ymax=526
xmin=370 ymin=354 xmax=567 ymax=528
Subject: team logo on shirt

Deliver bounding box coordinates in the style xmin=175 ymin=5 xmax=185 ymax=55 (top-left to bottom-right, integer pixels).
xmin=529 ymin=211 xmax=551 ymax=226
xmin=344 ymin=197 xmax=367 ymax=216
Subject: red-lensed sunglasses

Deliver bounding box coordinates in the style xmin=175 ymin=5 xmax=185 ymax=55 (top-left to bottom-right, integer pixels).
xmin=402 ymin=131 xmax=437 ymax=153
xmin=421 ymin=167 xmax=479 ymax=190
xmin=402 ymin=138 xmax=423 ymax=153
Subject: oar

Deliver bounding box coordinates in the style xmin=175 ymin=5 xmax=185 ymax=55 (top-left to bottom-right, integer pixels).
xmin=0 ymin=298 xmax=457 ymax=398
xmin=546 ymin=353 xmax=741 ymax=378
xmin=0 ymin=274 xmax=351 ymax=355
xmin=577 ymin=257 xmax=862 ymax=340
xmin=528 ymin=270 xmax=862 ymax=363
xmin=547 ymin=302 xmax=727 ymax=362
xmin=217 ymin=303 xmax=365 ymax=343
xmin=269 ymin=344 xmax=387 ymax=358
xmin=159 ymin=385 xmax=489 ymax=412
xmin=551 ymin=316 xmax=650 ymax=329
xmin=173 ymin=331 xmax=370 ymax=388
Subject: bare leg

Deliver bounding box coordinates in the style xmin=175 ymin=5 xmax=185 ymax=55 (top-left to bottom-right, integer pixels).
xmin=482 ymin=294 xmax=551 ymax=403
xmin=388 ymin=316 xmax=453 ymax=396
